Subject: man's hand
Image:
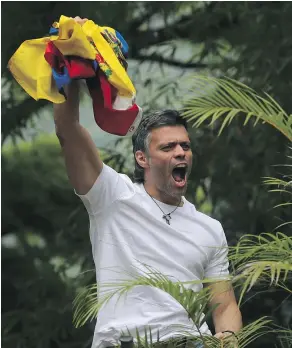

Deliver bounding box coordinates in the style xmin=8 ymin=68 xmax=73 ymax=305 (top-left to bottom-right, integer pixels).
xmin=53 ymin=14 xmax=104 ymax=194
xmin=54 ymin=17 xmax=89 ymax=119
xmin=214 ymin=331 xmax=238 ymax=347
xmin=214 ymin=332 xmax=232 ymax=339
xmin=72 ymin=16 xmax=88 ymax=26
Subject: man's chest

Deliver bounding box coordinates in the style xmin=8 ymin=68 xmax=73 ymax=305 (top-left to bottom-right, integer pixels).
xmin=99 ymin=201 xmax=220 ymax=278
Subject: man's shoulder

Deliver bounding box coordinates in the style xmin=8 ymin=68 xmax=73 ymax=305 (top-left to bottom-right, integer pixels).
xmin=183 ymin=198 xmax=223 ymax=231
xmin=116 ymin=171 xmax=145 ymax=196
xmin=197 ymin=211 xmax=222 ymax=229
xmin=118 ymin=172 xmax=133 ymax=185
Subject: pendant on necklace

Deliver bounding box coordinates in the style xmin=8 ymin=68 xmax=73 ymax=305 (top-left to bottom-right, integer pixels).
xmin=163 ymin=214 xmax=171 ymax=225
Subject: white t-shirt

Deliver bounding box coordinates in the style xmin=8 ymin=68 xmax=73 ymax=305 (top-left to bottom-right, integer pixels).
xmin=77 ymin=164 xmax=229 ymax=348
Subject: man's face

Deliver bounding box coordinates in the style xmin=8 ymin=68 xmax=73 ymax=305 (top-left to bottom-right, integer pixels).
xmin=143 ymin=125 xmax=193 ymax=199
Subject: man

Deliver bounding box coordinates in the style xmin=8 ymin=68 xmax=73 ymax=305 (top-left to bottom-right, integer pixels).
xmin=54 ymin=17 xmax=242 ymax=348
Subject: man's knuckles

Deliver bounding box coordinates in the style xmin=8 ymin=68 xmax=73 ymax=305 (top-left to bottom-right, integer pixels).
xmin=72 ymin=16 xmax=88 ymax=26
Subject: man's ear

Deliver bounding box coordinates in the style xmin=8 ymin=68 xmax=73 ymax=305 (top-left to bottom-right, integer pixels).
xmin=135 ymin=150 xmax=149 ymax=169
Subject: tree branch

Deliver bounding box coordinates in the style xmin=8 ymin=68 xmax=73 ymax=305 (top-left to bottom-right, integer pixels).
xmin=128 ymin=3 xmax=240 ymax=53
xmin=1 ymin=98 xmax=49 ymax=142
xmin=133 ymin=53 xmax=208 ymax=69
xmin=129 ymin=8 xmax=155 ymax=32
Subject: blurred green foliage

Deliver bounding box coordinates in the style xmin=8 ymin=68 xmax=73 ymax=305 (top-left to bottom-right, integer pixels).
xmin=2 ymin=2 xmax=292 ymax=348
xmin=2 ymin=136 xmax=92 ymax=348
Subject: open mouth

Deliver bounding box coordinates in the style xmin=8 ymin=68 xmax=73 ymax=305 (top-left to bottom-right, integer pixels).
xmin=172 ymin=165 xmax=187 ymax=187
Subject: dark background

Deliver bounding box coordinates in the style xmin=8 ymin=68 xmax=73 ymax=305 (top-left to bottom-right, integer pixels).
xmin=2 ymin=2 xmax=292 ymax=347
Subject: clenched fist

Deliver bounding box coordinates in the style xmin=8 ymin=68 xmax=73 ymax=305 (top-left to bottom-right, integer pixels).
xmin=72 ymin=16 xmax=88 ymax=26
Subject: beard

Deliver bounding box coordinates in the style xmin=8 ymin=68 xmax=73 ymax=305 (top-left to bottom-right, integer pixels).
xmin=155 ymin=172 xmax=189 ymax=204
xmin=166 ymin=177 xmax=188 ymax=197
xmin=147 ymin=158 xmax=192 ymax=204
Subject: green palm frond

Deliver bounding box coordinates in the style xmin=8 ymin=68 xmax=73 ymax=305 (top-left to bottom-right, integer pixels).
xmin=179 ymin=317 xmax=272 ymax=348
xmin=262 ymin=175 xmax=292 ymax=229
xmin=229 ymin=233 xmax=292 ymax=304
xmin=182 ymin=76 xmax=292 ymax=142
xmin=234 ymin=262 xmax=291 ymax=302
xmin=121 ymin=317 xmax=271 ymax=348
xmin=122 ymin=327 xmax=207 ymax=348
xmin=263 ymin=177 xmax=292 ymax=196
xmin=73 ymin=265 xmax=275 ymax=348
xmin=73 ymin=264 xmax=227 ymax=328
xmin=73 ymin=283 xmax=100 ymax=328
xmin=235 ymin=317 xmax=272 ymax=348
xmin=262 ymin=145 xmax=292 ymax=227
xmin=274 ymin=327 xmax=292 ymax=348
xmin=230 ymin=233 xmax=292 ymax=266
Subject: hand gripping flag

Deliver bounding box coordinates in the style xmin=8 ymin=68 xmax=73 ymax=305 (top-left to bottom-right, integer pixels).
xmin=8 ymin=15 xmax=142 ymax=136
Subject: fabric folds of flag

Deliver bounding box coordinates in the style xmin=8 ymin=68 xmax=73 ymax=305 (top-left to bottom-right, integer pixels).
xmin=8 ymin=15 xmax=142 ymax=136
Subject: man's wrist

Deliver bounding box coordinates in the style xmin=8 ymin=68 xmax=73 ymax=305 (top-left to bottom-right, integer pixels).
xmin=222 ymin=330 xmax=237 ymax=337
xmin=214 ymin=330 xmax=238 ymax=341
xmin=64 ymin=81 xmax=80 ymax=106
xmin=54 ymin=81 xmax=80 ymax=121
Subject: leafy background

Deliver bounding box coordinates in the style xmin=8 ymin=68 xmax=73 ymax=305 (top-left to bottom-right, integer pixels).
xmin=2 ymin=2 xmax=292 ymax=347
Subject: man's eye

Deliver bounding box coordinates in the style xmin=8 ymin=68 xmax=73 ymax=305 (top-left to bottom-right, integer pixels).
xmin=162 ymin=146 xmax=171 ymax=151
xmin=181 ymin=144 xmax=190 ymax=150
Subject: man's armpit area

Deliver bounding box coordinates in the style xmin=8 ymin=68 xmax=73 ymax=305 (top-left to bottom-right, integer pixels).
xmin=75 ymin=164 xmax=132 ymax=215
xmin=56 ymin=133 xmax=65 ymax=147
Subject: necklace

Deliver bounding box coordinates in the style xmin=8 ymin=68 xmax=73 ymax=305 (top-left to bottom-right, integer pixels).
xmin=145 ymin=190 xmax=181 ymax=225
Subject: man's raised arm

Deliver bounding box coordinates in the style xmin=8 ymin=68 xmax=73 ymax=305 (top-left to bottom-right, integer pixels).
xmin=54 ymin=81 xmax=103 ymax=195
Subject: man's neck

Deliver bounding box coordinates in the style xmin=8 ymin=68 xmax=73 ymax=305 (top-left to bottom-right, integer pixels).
xmin=143 ymin=182 xmax=182 ymax=206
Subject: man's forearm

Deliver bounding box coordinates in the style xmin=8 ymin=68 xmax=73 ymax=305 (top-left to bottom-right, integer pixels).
xmin=54 ymin=82 xmax=80 ymax=134
xmin=50 ymin=17 xmax=103 ymax=194
xmin=213 ymin=302 xmax=242 ymax=334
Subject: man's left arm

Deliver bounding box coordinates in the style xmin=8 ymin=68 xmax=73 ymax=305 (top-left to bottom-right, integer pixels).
xmin=206 ymin=281 xmax=242 ymax=338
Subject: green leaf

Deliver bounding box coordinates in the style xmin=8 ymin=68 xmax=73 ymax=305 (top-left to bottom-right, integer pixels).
xmin=183 ymin=76 xmax=292 ymax=141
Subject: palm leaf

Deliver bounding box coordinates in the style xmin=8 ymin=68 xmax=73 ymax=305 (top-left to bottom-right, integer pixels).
xmin=273 ymin=327 xmax=292 ymax=348
xmin=235 ymin=317 xmax=272 ymax=348
xmin=73 ymin=264 xmax=275 ymax=348
xmin=178 ymin=317 xmax=272 ymax=348
xmin=122 ymin=317 xmax=272 ymax=348
xmin=262 ymin=174 xmax=292 ymax=228
xmin=229 ymin=233 xmax=292 ymax=304
xmin=263 ymin=177 xmax=292 ymax=199
xmin=73 ymin=264 xmax=229 ymax=328
xmin=262 ymin=175 xmax=292 ymax=227
xmin=182 ymin=76 xmax=292 ymax=142
xmin=229 ymin=233 xmax=292 ymax=267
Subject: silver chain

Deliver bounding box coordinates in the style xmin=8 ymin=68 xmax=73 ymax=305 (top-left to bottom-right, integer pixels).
xmin=145 ymin=190 xmax=181 ymax=225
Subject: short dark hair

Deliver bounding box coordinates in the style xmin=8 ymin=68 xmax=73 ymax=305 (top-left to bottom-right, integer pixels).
xmin=132 ymin=109 xmax=188 ymax=183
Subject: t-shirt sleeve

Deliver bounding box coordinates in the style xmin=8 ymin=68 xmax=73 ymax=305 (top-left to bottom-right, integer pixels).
xmin=204 ymin=224 xmax=230 ymax=280
xmin=75 ymin=163 xmax=133 ymax=215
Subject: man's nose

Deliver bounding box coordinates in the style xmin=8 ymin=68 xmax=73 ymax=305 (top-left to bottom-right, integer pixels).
xmin=174 ymin=144 xmax=185 ymax=158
